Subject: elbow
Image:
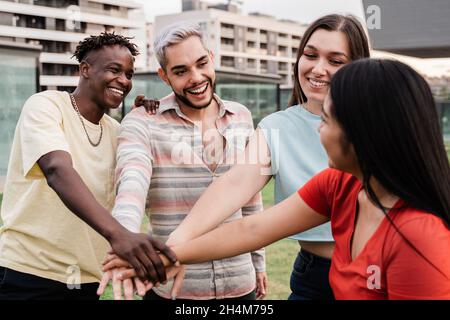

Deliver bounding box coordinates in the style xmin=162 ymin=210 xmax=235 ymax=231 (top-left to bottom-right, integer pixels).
xmin=42 ymin=161 xmax=67 ymax=190
xmin=44 ymin=166 xmax=61 ymax=190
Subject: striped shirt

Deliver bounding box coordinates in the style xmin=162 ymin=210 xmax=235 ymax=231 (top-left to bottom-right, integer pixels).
xmin=112 ymin=93 xmax=265 ymax=299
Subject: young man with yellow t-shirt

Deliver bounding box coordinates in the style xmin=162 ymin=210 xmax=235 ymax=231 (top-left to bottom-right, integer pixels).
xmin=0 ymin=33 xmax=176 ymax=300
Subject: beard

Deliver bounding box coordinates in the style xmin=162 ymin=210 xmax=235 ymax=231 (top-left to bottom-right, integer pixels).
xmin=173 ymin=78 xmax=216 ymax=110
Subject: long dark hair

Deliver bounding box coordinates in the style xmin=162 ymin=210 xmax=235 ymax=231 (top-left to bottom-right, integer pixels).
xmin=330 ymin=58 xmax=450 ymax=228
xmin=289 ymin=14 xmax=370 ymax=106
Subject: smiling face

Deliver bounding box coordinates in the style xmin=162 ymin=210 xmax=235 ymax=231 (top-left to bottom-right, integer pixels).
xmin=298 ymin=29 xmax=350 ymax=109
xmin=85 ymin=44 xmax=134 ymax=110
xmin=158 ymin=36 xmax=215 ymax=110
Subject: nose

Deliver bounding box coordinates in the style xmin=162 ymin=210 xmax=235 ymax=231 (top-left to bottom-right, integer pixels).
xmin=311 ymin=58 xmax=327 ymax=76
xmin=189 ymin=68 xmax=204 ymax=84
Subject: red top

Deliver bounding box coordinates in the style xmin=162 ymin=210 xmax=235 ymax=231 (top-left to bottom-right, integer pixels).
xmin=298 ymin=168 xmax=450 ymax=300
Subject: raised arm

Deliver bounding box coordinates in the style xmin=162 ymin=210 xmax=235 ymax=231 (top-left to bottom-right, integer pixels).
xmin=168 ymin=128 xmax=272 ymax=244
xmin=106 ymin=191 xmax=329 ymax=279
xmin=174 ymin=191 xmax=329 ymax=264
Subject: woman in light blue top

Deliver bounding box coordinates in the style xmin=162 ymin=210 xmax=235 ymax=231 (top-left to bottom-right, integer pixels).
xmin=168 ymin=14 xmax=370 ymax=300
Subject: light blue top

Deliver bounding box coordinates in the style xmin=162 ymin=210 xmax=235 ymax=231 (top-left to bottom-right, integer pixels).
xmin=258 ymin=105 xmax=333 ymax=242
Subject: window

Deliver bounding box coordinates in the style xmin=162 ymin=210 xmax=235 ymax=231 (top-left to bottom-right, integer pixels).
xmin=104 ymin=4 xmax=120 ymax=11
xmin=221 ymin=56 xmax=235 ymax=68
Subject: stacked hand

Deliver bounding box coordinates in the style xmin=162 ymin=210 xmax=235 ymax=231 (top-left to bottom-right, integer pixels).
xmin=97 ymin=252 xmax=185 ymax=300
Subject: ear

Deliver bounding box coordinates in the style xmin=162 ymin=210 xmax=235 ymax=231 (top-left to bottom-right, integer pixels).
xmin=158 ymin=68 xmax=170 ymax=86
xmin=208 ymin=50 xmax=214 ymax=63
xmin=79 ymin=61 xmax=90 ymax=79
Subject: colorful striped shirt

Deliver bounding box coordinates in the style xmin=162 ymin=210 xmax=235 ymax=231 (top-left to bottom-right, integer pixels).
xmin=112 ymin=93 xmax=265 ymax=299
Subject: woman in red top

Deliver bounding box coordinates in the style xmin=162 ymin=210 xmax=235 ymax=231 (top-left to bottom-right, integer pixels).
xmin=105 ymin=59 xmax=450 ymax=299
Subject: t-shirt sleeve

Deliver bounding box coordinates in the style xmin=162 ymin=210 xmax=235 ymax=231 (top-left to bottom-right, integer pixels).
xmin=386 ymin=215 xmax=450 ymax=299
xmin=19 ymin=94 xmax=70 ymax=178
xmin=297 ymin=169 xmax=336 ymax=218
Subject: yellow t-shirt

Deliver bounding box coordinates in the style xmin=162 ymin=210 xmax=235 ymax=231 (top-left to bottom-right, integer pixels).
xmin=0 ymin=90 xmax=119 ymax=284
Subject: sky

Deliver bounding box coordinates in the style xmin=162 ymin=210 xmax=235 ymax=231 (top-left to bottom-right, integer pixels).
xmin=135 ymin=0 xmax=365 ymax=24
xmin=134 ymin=0 xmax=450 ymax=77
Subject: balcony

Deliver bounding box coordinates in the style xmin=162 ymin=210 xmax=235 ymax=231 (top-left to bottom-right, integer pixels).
xmin=88 ymin=0 xmax=141 ymax=9
xmin=277 ymin=36 xmax=291 ymax=47
xmin=40 ymin=52 xmax=78 ymax=65
xmin=221 ymin=44 xmax=234 ymax=52
xmin=246 ymin=32 xmax=257 ymax=41
xmin=40 ymin=75 xmax=78 ymax=87
xmin=277 ymin=50 xmax=289 ymax=57
xmin=221 ymin=27 xmax=234 ymax=39
xmin=260 ymin=33 xmax=268 ymax=43
xmin=246 ymin=47 xmax=259 ymax=55
xmin=0 ymin=25 xmax=87 ymax=43
xmin=0 ymin=1 xmax=141 ymax=28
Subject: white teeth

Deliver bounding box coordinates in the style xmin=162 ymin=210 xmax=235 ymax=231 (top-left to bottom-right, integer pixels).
xmin=108 ymin=88 xmax=124 ymax=96
xmin=187 ymin=84 xmax=208 ymax=94
xmin=309 ymin=79 xmax=328 ymax=88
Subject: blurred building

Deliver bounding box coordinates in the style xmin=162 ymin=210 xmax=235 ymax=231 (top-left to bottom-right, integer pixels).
xmin=362 ymin=0 xmax=450 ymax=58
xmin=0 ymin=0 xmax=147 ymax=91
xmin=0 ymin=40 xmax=41 ymax=190
xmin=151 ymin=0 xmax=307 ymax=88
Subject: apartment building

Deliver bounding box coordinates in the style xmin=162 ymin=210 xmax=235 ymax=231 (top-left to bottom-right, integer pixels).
xmin=0 ymin=0 xmax=147 ymax=91
xmin=151 ymin=0 xmax=307 ymax=87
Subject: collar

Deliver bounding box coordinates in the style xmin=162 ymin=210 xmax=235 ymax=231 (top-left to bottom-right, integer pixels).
xmin=158 ymin=92 xmax=237 ymax=118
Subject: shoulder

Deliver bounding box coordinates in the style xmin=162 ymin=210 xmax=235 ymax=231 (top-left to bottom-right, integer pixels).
xmin=386 ymin=209 xmax=450 ymax=281
xmin=23 ymin=90 xmax=67 ymax=112
xmin=121 ymin=107 xmax=152 ymax=125
xmin=394 ymin=210 xmax=450 ymax=245
xmin=20 ymin=91 xmax=68 ymax=124
xmin=258 ymin=106 xmax=299 ymax=129
xmin=313 ymin=168 xmax=356 ymax=189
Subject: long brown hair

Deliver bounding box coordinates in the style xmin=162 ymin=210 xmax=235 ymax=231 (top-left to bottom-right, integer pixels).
xmin=289 ymin=14 xmax=370 ymax=106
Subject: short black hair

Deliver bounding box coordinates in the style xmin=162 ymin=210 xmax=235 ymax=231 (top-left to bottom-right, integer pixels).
xmin=72 ymin=32 xmax=139 ymax=62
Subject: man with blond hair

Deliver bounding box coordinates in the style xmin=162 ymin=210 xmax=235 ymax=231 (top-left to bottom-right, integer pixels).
xmin=101 ymin=23 xmax=268 ymax=300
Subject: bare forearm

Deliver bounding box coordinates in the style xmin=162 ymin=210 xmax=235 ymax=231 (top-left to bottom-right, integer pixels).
xmin=170 ymin=164 xmax=270 ymax=243
xmin=46 ymin=164 xmax=123 ymax=240
xmin=172 ymin=193 xmax=328 ymax=265
xmin=173 ymin=211 xmax=274 ymax=264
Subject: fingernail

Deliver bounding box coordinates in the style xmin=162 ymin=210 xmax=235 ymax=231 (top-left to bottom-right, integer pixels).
xmin=171 ymin=295 xmax=176 ymax=300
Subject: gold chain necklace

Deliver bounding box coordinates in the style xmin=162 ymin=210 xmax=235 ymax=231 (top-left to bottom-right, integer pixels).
xmin=69 ymin=93 xmax=103 ymax=147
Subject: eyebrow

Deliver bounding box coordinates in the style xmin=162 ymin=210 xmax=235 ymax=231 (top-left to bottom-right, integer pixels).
xmin=105 ymin=62 xmax=122 ymax=68
xmin=305 ymin=45 xmax=349 ymax=58
xmin=170 ymin=55 xmax=209 ymax=72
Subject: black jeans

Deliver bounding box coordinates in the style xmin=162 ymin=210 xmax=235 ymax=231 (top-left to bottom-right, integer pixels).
xmin=288 ymin=248 xmax=335 ymax=300
xmin=0 ymin=267 xmax=99 ymax=300
xmin=145 ymin=289 xmax=256 ymax=301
